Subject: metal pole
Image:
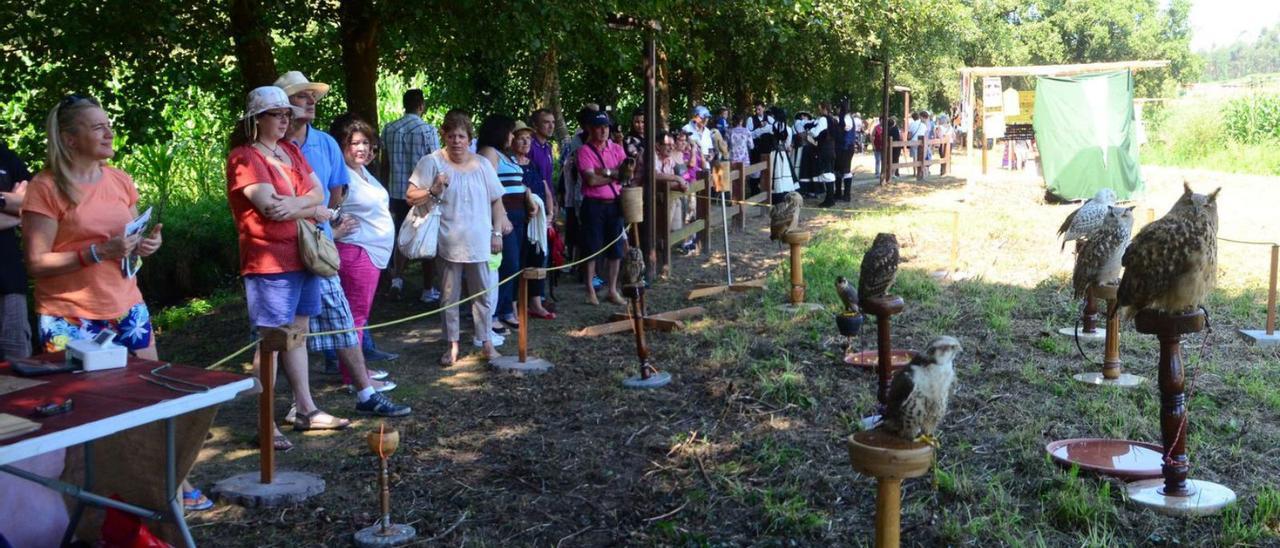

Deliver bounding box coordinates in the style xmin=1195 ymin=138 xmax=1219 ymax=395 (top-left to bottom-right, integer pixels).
xmin=518 ymin=273 xmax=529 ymax=363
xmin=720 ymin=183 xmax=733 ymax=285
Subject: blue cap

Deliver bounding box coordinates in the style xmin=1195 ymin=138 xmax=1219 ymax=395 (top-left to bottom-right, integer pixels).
xmin=693 ymin=106 xmax=711 ymax=119
xmin=586 ymin=111 xmax=611 ymax=127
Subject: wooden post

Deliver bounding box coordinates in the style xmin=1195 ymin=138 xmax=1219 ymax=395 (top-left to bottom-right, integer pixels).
xmin=861 ymin=296 xmax=907 ymax=406
xmin=875 ymin=479 xmax=902 ymax=547
xmin=1134 ymin=310 xmax=1204 ymax=498
xmin=256 ymin=326 xmax=304 ymax=484
xmin=763 ymin=154 xmax=774 ymax=198
xmin=1082 ymin=294 xmax=1099 ymax=334
xmin=981 ymin=138 xmax=989 ymax=175
xmin=847 ymin=430 xmax=933 ymax=548
xmin=1268 ymin=245 xmax=1278 ymax=335
xmin=788 ymin=236 xmax=806 ymax=305
xmin=517 ymin=273 xmax=529 ymax=363
xmin=643 ymin=29 xmax=658 ymax=281
xmin=1092 ymin=285 xmax=1123 ymax=380
xmin=697 ymin=175 xmax=711 ymax=255
xmin=258 ymin=344 xmax=275 ymax=485
xmin=733 ymin=162 xmax=746 ymax=231
xmin=949 ymin=210 xmax=959 ymax=273
xmin=655 ymin=181 xmax=670 ymax=274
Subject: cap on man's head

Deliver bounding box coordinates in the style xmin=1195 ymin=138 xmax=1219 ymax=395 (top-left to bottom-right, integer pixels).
xmin=586 ymin=111 xmax=611 ymax=127
xmin=693 ymin=105 xmax=711 ymax=119
xmin=274 ymin=71 xmax=330 ymax=100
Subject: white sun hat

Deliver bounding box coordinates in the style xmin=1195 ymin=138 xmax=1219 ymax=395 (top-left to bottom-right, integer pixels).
xmin=273 ymin=71 xmax=330 ymax=100
xmin=241 ymin=86 xmax=305 ymax=119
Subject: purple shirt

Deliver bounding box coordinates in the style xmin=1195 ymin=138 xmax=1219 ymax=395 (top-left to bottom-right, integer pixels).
xmin=529 ymin=137 xmax=554 ymax=194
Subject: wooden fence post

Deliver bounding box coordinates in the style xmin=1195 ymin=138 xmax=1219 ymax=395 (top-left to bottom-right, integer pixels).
xmin=698 ymin=171 xmax=711 ymax=251
xmin=730 ymin=161 xmax=744 ymax=231
xmin=655 ymin=178 xmax=670 ymax=275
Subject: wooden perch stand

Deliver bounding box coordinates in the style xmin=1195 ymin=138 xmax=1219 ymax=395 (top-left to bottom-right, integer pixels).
xmin=847 ymin=430 xmax=934 ymax=548
xmin=1072 ymin=284 xmax=1144 ymax=387
xmin=777 ymin=231 xmax=823 ymax=312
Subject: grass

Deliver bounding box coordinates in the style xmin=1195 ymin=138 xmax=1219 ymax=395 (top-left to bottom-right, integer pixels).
xmin=1142 ymin=91 xmax=1280 ymax=176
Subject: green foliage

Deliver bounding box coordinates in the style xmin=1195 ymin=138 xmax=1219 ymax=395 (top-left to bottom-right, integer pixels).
xmin=760 ymin=489 xmax=827 ymax=536
xmin=1223 ymin=94 xmax=1280 ymax=144
xmin=1200 ymin=24 xmax=1280 ymax=82
xmin=1042 ymin=465 xmax=1117 ymax=529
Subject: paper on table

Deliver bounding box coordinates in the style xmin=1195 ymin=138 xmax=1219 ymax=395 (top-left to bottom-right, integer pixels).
xmin=122 ymin=207 xmax=152 ymax=278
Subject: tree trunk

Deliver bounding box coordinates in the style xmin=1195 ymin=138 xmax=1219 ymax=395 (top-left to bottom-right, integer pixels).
xmin=339 ymin=0 xmax=380 ymax=129
xmin=656 ymin=45 xmax=670 ymax=131
xmin=532 ymin=45 xmax=569 ymax=142
xmin=229 ymin=0 xmax=277 ymax=91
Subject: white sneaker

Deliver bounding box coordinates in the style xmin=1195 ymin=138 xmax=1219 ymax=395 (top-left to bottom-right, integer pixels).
xmin=474 ymin=333 xmax=504 ymax=347
xmin=420 ymin=288 xmax=441 ymax=304
xmin=390 ymin=277 xmax=404 ymax=291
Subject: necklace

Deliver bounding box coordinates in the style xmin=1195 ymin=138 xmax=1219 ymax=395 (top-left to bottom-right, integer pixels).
xmin=256 ymin=141 xmax=285 ymax=162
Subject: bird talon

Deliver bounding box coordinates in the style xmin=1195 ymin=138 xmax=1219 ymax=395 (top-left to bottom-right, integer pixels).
xmin=914 ymin=434 xmax=940 ymax=449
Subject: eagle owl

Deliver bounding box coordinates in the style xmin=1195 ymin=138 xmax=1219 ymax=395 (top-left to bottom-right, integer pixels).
xmin=1116 ymin=183 xmax=1220 ymax=319
xmin=621 ymin=246 xmax=646 ymax=288
xmin=1072 ymin=205 xmax=1134 ymax=299
xmin=1058 ymin=188 xmax=1117 ymax=251
xmin=858 ymin=233 xmax=899 ymax=301
xmin=878 ymin=336 xmax=961 ymax=445
xmin=770 ymin=192 xmax=803 ymax=241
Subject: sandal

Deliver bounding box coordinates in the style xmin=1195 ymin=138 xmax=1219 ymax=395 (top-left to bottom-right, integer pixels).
xmin=439 ymin=351 xmax=456 ymax=367
xmin=483 ymin=350 xmax=502 ymax=361
xmin=292 ymin=410 xmax=350 ymax=431
xmin=499 ymin=316 xmax=520 ymax=329
xmin=183 ymin=488 xmax=214 ymax=512
xmin=253 ymin=432 xmax=294 ymax=452
xmin=529 ymin=309 xmax=556 ymax=320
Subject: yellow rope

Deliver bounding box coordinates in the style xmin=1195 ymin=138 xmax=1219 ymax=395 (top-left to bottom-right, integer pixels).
xmin=1218 ymin=236 xmax=1279 ymax=247
xmin=204 ymin=225 xmax=631 ymax=369
xmin=695 ymin=193 xmax=956 ymax=216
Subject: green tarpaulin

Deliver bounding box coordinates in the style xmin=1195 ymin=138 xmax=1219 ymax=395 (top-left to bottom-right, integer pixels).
xmin=1033 ymin=70 xmax=1144 ymax=201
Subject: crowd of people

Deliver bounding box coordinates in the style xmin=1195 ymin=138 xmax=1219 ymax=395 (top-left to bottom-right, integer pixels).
xmin=0 ymin=73 xmax=964 ymax=534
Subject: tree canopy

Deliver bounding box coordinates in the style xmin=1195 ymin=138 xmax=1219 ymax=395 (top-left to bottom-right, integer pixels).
xmin=1 ymin=0 xmax=1198 ymax=161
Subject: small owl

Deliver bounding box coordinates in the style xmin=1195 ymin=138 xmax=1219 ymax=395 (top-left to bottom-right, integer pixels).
xmin=878 ymin=335 xmax=961 ymax=446
xmin=621 ymin=246 xmax=646 ymax=288
xmin=770 ymin=192 xmax=803 ymax=241
xmin=858 ymin=233 xmax=899 ymax=301
xmin=1072 ymin=205 xmax=1135 ymax=299
xmin=1058 ymin=188 xmax=1117 ymax=251
xmin=1115 ymin=182 xmax=1220 ymax=320
xmin=835 ymin=276 xmax=859 ymax=314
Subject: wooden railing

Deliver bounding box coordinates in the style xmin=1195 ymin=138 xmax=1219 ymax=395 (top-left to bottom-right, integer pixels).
xmin=653 ymin=156 xmax=773 ymax=274
xmin=886 ymin=136 xmax=953 ymax=180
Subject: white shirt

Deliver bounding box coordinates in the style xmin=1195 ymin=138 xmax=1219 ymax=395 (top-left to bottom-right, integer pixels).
xmin=409 ymin=150 xmax=504 ymax=264
xmin=337 ymin=165 xmax=395 ymax=269
xmin=805 ymin=115 xmax=828 ymax=139
xmin=853 ymin=116 xmax=864 ymax=132
xmin=747 ymin=113 xmax=775 ymax=138
xmin=682 ymin=121 xmax=713 ymax=158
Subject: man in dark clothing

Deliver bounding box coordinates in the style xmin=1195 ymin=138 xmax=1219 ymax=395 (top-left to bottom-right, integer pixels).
xmin=0 ymin=143 xmax=30 ymax=360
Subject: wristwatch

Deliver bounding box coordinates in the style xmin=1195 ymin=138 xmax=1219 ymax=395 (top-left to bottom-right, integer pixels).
xmin=491 ymin=230 xmax=502 ymax=237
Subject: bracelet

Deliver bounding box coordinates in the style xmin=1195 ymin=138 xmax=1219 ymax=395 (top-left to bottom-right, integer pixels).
xmin=88 ymin=244 xmax=101 ymax=264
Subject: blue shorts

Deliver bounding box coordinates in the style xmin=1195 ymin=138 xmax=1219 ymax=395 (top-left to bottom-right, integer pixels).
xmin=39 ymin=301 xmax=153 ymax=353
xmin=243 ymin=271 xmax=322 ymax=328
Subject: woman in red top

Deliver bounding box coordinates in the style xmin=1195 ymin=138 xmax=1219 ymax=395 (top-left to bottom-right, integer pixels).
xmin=226 ymin=86 xmax=349 ymax=449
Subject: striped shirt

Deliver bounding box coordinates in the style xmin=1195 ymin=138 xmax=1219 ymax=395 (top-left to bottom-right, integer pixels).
xmin=381 ymin=113 xmax=439 ymax=200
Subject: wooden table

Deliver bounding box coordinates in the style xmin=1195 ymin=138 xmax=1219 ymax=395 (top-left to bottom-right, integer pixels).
xmin=0 ymin=354 xmax=254 ymax=547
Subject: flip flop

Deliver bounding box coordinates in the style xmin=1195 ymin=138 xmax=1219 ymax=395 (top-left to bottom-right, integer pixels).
xmin=292 ymin=410 xmax=351 ymax=431
xmin=499 ymin=316 xmax=520 ymax=329
xmin=183 ymin=488 xmax=214 ymax=511
xmin=529 ymin=309 xmax=556 ymax=320
xmin=439 ymin=352 xmax=456 ymax=367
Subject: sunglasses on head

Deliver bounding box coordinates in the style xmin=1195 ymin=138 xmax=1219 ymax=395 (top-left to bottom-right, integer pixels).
xmin=60 ymin=94 xmax=89 ymax=107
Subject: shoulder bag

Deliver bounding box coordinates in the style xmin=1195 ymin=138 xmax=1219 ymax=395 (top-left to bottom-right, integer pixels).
xmin=263 ymin=151 xmax=340 ymax=277
xmin=396 ymin=155 xmax=442 ymax=259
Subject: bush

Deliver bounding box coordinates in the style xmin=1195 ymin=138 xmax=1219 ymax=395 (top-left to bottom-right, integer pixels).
xmin=1222 ymin=94 xmax=1280 ymax=144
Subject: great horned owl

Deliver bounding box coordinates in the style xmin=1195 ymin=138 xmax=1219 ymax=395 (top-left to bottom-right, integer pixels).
xmin=1058 ymin=188 xmax=1117 ymax=251
xmin=620 ymin=246 xmax=646 ymax=288
xmin=1115 ymin=183 xmax=1220 ymax=320
xmin=878 ymin=335 xmax=961 ymax=445
xmin=858 ymin=233 xmax=899 ymax=301
xmin=1072 ymin=205 xmax=1135 ymax=299
xmin=770 ymin=192 xmax=803 ymax=241
xmin=835 ymin=276 xmax=859 ymax=314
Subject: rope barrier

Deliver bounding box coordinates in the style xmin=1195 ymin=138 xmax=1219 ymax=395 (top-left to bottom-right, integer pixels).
xmin=203 ymin=225 xmax=632 ymax=369
xmin=1217 ymin=236 xmax=1279 ymax=247
xmin=694 ymin=193 xmax=955 ymax=216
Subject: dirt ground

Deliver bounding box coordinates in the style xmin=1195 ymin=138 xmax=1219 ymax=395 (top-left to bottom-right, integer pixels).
xmin=163 ymin=152 xmax=1280 ymax=547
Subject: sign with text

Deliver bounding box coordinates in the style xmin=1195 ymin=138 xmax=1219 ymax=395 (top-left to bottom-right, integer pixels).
xmin=982 ymin=77 xmax=1003 ymax=108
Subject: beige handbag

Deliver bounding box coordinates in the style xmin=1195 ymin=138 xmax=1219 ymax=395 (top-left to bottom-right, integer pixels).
xmin=263 ymin=151 xmax=340 ymax=277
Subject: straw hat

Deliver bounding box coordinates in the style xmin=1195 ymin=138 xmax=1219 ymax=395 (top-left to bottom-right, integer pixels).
xmin=273 ymin=71 xmax=330 ymax=100
xmin=241 ymin=86 xmax=305 ymax=119
xmin=512 ymin=120 xmax=535 ymax=135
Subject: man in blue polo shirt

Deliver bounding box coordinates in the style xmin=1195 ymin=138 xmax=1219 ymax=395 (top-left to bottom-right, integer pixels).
xmin=276 ymin=71 xmax=409 ymax=418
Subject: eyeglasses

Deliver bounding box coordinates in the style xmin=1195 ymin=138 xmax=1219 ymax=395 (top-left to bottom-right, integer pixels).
xmin=259 ymin=110 xmax=293 ymax=121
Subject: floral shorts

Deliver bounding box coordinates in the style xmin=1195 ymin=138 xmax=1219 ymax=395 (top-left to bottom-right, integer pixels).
xmin=39 ymin=302 xmax=153 ymax=353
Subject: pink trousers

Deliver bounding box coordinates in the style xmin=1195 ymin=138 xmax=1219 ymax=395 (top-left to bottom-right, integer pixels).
xmin=337 ymin=242 xmax=381 ymax=383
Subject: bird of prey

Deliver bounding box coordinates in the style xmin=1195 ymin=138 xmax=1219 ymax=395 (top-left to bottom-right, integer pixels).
xmin=1072 ymin=205 xmax=1134 ymax=299
xmin=617 ymin=157 xmax=636 ymax=185
xmin=1058 ymin=188 xmax=1117 ymax=251
xmin=858 ymin=233 xmax=899 ymax=301
xmin=621 ymin=246 xmax=646 ymax=288
xmin=877 ymin=335 xmax=962 ymax=447
xmin=835 ymin=276 xmax=860 ymax=314
xmin=1116 ymin=182 xmax=1220 ymax=320
xmin=770 ymin=192 xmax=803 ymax=241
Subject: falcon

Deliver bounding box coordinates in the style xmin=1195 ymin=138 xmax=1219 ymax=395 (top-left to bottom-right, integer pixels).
xmin=1057 ymin=188 xmax=1117 ymax=251
xmin=835 ymin=276 xmax=859 ymax=314
xmin=877 ymin=335 xmax=961 ymax=447
xmin=770 ymin=192 xmax=803 ymax=241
